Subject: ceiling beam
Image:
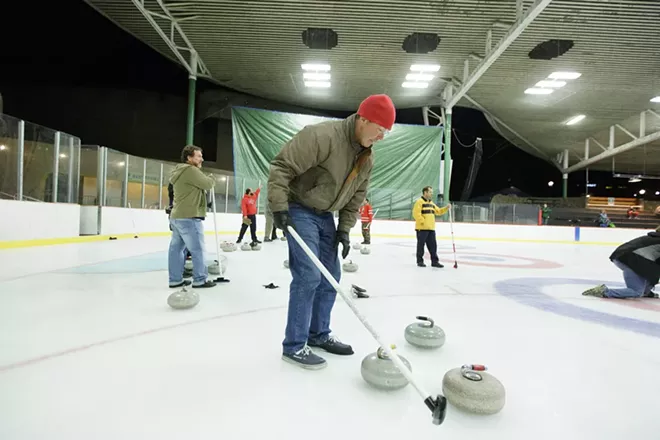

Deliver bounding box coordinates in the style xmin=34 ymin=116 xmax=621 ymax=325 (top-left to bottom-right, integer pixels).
xmin=129 ymin=0 xmax=212 ymax=79
xmin=564 ymin=131 xmax=660 ymax=174
xmin=564 ymin=109 xmax=660 ymax=174
xmin=446 ymin=0 xmax=554 ymax=109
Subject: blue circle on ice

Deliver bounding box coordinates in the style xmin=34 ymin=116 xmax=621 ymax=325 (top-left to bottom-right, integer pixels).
xmin=493 ymin=277 xmax=660 ymax=338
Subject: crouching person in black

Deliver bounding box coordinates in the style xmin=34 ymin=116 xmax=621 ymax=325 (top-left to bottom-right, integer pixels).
xmin=582 ymin=225 xmax=660 ymax=298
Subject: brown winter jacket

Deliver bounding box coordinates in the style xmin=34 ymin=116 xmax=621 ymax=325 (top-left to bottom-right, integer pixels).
xmin=267 ymin=114 xmax=373 ymax=233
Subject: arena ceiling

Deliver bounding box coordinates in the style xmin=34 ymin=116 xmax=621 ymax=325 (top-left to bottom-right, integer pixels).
xmin=83 ymin=0 xmax=660 ymax=176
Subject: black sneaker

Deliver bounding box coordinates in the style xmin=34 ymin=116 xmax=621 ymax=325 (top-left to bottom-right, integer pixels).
xmin=308 ymin=335 xmax=354 ymax=355
xmin=432 ymin=261 xmax=444 ymax=268
xmin=192 ymin=280 xmax=216 ymax=288
xmin=282 ymin=345 xmax=327 ymax=370
xmin=169 ymin=280 xmax=192 ymax=288
xmin=417 ymin=261 xmax=426 ymax=267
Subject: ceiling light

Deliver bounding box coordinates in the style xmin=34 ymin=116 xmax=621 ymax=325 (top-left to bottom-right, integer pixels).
xmin=402 ymin=81 xmax=429 ymax=89
xmin=655 ymin=191 xmax=659 ymax=195
xmin=59 ymin=153 xmax=67 ymax=158
xmin=548 ymin=71 xmax=581 ymax=80
xmin=0 ymin=145 xmax=6 ymax=150
xmin=651 ymin=96 xmax=660 ymax=103
xmin=565 ymin=114 xmax=586 ymax=125
xmin=304 ymin=81 xmax=331 ymax=88
xmin=303 ymin=72 xmax=331 ymax=81
xmin=524 ymin=87 xmax=554 ymax=95
xmin=410 ymin=64 xmax=440 ymax=72
xmin=301 ymin=63 xmax=331 ymax=71
xmin=406 ymin=73 xmax=434 ymax=81
xmin=629 ymin=177 xmax=641 ymax=183
xmin=639 ymin=189 xmax=646 ymax=195
xmin=535 ymin=80 xmax=566 ymax=88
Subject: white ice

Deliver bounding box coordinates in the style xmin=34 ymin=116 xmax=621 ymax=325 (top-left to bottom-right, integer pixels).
xmin=1 ymin=234 xmax=659 ymax=439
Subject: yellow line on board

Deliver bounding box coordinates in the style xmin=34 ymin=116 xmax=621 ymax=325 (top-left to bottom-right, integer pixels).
xmin=0 ymin=230 xmax=621 ymax=249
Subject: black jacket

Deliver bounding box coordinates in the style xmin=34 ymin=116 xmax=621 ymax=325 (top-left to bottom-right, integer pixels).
xmin=610 ymin=231 xmax=660 ymax=284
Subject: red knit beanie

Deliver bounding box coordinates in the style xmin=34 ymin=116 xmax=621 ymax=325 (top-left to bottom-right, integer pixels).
xmin=357 ymin=94 xmax=396 ymax=130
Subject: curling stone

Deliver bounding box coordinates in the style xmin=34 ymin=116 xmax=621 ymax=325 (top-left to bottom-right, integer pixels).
xmin=184 ymin=258 xmax=193 ymax=271
xmin=342 ymin=260 xmax=358 ymax=272
xmin=280 ymin=236 xmax=287 ymax=241
xmin=361 ymin=345 xmax=412 ymax=390
xmin=220 ymin=242 xmax=236 ymax=252
xmin=167 ymin=288 xmax=200 ymax=310
xmin=251 ymin=243 xmax=262 ymax=251
xmin=442 ymin=364 xmax=505 ymax=415
xmin=352 ymin=242 xmax=362 ymax=250
xmin=283 ymin=259 xmax=289 ymax=269
xmin=208 ymin=255 xmax=228 ymax=275
xmin=404 ymin=316 xmax=445 ymax=349
xmin=241 ymin=242 xmax=251 ymax=251
xmin=360 ymin=246 xmax=371 ymax=255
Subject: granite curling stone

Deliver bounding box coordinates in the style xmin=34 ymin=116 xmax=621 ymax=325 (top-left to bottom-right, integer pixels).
xmin=208 ymin=256 xmax=228 ymax=275
xmin=342 ymin=260 xmax=358 ymax=272
xmin=360 ymin=246 xmax=371 ymax=255
xmin=360 ymin=345 xmax=412 ymax=390
xmin=352 ymin=242 xmax=362 ymax=250
xmin=221 ymin=242 xmax=237 ymax=252
xmin=283 ymin=259 xmax=289 ymax=269
xmin=404 ymin=316 xmax=446 ymax=349
xmin=442 ymin=364 xmax=505 ymax=415
xmin=251 ymin=243 xmax=262 ymax=251
xmin=241 ymin=242 xmax=252 ymax=251
xmin=167 ymin=288 xmax=200 ymax=310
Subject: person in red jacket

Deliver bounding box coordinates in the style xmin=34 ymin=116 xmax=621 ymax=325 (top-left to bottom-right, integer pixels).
xmin=359 ymin=198 xmax=374 ymax=244
xmin=237 ymin=186 xmax=261 ymax=245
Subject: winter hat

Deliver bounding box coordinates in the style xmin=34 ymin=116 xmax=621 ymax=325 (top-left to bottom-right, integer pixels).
xmin=357 ymin=94 xmax=396 ymax=130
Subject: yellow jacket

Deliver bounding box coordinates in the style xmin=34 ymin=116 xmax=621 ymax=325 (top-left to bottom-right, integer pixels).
xmin=412 ymin=197 xmax=449 ymax=230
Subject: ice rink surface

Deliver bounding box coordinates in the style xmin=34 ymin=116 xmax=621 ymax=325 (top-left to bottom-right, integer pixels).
xmin=1 ymin=233 xmax=659 ymax=439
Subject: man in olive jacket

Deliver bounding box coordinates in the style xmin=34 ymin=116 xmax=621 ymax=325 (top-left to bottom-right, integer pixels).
xmin=268 ymin=94 xmax=396 ymax=370
xmin=168 ymin=145 xmax=216 ymax=289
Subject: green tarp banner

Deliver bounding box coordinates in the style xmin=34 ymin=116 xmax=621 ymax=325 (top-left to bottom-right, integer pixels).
xmin=231 ymin=107 xmax=442 ymax=220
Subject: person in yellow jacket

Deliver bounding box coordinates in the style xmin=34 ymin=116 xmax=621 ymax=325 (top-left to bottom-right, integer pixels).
xmin=412 ymin=186 xmax=450 ymax=267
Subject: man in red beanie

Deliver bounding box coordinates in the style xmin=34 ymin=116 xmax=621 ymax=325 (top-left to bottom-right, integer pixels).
xmin=268 ymin=94 xmax=395 ymax=370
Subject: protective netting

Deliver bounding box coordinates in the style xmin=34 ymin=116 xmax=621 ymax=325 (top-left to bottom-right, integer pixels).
xmin=460 ymin=137 xmax=483 ymax=201
xmin=231 ymin=107 xmax=443 ymax=220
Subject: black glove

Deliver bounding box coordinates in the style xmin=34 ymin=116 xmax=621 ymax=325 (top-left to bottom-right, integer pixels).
xmin=273 ymin=211 xmax=294 ymax=231
xmin=335 ymin=230 xmax=350 ymax=259
xmin=165 ymin=205 xmax=172 ymax=215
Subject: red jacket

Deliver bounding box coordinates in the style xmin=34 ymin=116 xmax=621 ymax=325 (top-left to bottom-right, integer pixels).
xmin=360 ymin=203 xmax=374 ymax=223
xmin=241 ymin=188 xmax=261 ymax=216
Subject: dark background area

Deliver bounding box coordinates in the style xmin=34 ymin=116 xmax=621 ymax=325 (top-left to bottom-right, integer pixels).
xmin=1 ymin=0 xmax=647 ymax=201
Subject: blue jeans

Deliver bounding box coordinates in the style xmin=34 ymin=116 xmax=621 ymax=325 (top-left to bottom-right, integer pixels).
xmin=168 ymin=218 xmax=208 ymax=286
xmin=605 ymin=259 xmax=652 ymax=298
xmin=283 ymin=203 xmax=341 ymax=354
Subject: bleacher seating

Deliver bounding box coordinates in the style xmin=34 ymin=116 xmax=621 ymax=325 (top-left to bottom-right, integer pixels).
xmin=547 ymin=197 xmax=658 ymax=229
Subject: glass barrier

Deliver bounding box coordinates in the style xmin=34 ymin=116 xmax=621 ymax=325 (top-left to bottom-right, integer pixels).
xmin=105 ymin=148 xmax=126 ymax=207
xmin=144 ymin=158 xmax=163 ymax=209
xmin=0 ymin=114 xmax=21 ymax=199
xmin=1 ymin=111 xmax=550 ymax=227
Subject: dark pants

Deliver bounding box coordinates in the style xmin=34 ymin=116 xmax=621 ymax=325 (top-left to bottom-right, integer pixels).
xmin=283 ymin=203 xmax=341 ymax=354
xmin=237 ymin=214 xmax=257 ymax=242
xmin=416 ymin=229 xmax=438 ymax=264
xmin=361 ymin=222 xmax=371 ymax=244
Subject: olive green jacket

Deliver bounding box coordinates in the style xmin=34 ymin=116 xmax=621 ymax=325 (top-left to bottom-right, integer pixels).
xmin=267 ymin=114 xmax=373 ymax=233
xmin=169 ymin=164 xmax=215 ymax=219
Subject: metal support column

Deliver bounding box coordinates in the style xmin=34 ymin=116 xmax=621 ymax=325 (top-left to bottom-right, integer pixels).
xmin=140 ymin=158 xmax=146 ymax=208
xmin=422 ymin=106 xmax=430 ymax=126
xmin=562 ymin=149 xmax=569 ymax=199
xmin=443 ymin=109 xmax=453 ymax=203
xmin=53 ymin=131 xmax=60 ymax=203
xmin=158 ymin=163 xmax=164 ymax=209
xmin=17 ymin=120 xmax=25 ymax=201
xmin=186 ymin=51 xmax=198 ymax=145
xmin=67 ymin=136 xmax=74 ymax=203
xmin=123 ymin=154 xmax=130 ymax=208
xmin=224 ymin=177 xmax=229 ymax=213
